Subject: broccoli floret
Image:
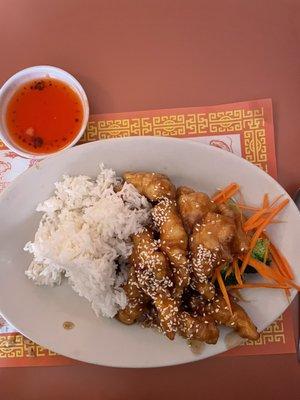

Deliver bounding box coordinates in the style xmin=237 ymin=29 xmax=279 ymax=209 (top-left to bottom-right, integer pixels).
xmin=239 ymin=238 xmax=271 ymax=274
xmin=252 ymin=238 xmax=271 ymax=264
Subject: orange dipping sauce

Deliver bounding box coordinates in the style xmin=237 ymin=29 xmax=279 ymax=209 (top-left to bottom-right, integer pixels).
xmin=6 ymin=78 xmax=84 ymax=154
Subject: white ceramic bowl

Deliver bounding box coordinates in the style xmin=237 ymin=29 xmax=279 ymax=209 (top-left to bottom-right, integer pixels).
xmin=0 ymin=137 xmax=299 ymax=368
xmin=0 ymin=65 xmax=89 ymax=159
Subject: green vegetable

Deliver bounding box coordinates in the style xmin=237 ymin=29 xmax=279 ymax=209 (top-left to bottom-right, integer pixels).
xmin=218 ymin=239 xmax=272 ymax=285
xmin=251 ymin=238 xmax=271 ymax=264
xmin=239 ymin=238 xmax=271 ymax=274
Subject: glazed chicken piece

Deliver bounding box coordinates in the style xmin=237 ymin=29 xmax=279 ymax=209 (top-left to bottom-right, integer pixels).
xmin=152 ymin=198 xmax=190 ymax=297
xmin=206 ymin=295 xmax=259 ymax=340
xmin=178 ymin=312 xmax=219 ymax=344
xmin=131 ymin=228 xmax=178 ymax=339
xmin=123 ymin=172 xmax=176 ymax=201
xmin=218 ymin=203 xmax=249 ymax=255
xmin=187 ymin=293 xmax=206 ymax=315
xmin=117 ymin=262 xmax=149 ymax=325
xmin=190 ymin=274 xmax=216 ymax=301
xmin=177 ymin=186 xmax=217 ymax=234
xmin=190 ymin=212 xmax=236 ymax=299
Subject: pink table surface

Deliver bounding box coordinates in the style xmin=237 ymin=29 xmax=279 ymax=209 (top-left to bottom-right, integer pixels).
xmin=0 ymin=0 xmax=299 ymax=399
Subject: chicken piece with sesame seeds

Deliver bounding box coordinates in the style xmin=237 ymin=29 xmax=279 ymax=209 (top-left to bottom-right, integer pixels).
xmin=190 ymin=212 xmax=236 ymax=300
xmin=152 ymin=198 xmax=190 ymax=298
xmin=206 ymin=295 xmax=259 ymax=340
xmin=177 ymin=186 xmax=217 ymax=234
xmin=218 ymin=203 xmax=249 ymax=255
xmin=123 ymin=172 xmax=176 ymax=201
xmin=178 ymin=311 xmax=219 ymax=344
xmin=131 ymin=228 xmax=178 ymax=339
xmin=190 ymin=274 xmax=216 ymax=301
xmin=117 ymin=261 xmax=149 ymax=325
xmin=154 ymin=294 xmax=179 ymax=340
xmin=187 ymin=293 xmax=206 ymax=315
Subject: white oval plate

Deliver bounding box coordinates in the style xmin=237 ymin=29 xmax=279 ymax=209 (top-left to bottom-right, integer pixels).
xmin=0 ymin=137 xmax=299 ymax=368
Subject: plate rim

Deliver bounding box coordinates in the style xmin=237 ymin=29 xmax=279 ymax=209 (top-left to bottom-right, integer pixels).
xmin=0 ymin=136 xmax=299 ymax=368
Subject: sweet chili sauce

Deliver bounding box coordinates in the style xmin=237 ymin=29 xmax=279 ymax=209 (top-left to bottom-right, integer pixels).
xmin=5 ymin=78 xmax=84 ymax=154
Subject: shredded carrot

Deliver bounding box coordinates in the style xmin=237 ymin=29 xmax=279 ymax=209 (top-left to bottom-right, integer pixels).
xmin=240 ymin=250 xmax=251 ymax=275
xmin=244 ymin=216 xmax=286 ymax=231
xmin=212 ymin=183 xmax=240 ymax=204
xmin=288 ymin=281 xmax=300 ymax=291
xmin=225 ymin=265 xmax=233 ymax=279
xmin=243 ymin=196 xmax=288 ymax=233
xmin=235 ymin=203 xmax=260 ymax=211
xmin=239 ymin=254 xmax=300 ymax=294
xmin=227 ymin=283 xmax=290 ymax=290
xmin=243 ymin=206 xmax=269 ymax=231
xmin=263 ymin=240 xmax=270 ymax=264
xmin=263 ymin=193 xmax=269 ymax=208
xmin=219 ymin=192 xmax=296 ymax=295
xmin=233 ymin=258 xmax=243 ymax=285
xmin=244 ymin=256 xmax=288 ymax=284
xmin=261 ymin=232 xmax=294 ymax=280
xmin=216 ymin=269 xmax=233 ymax=315
xmin=212 ymin=264 xmax=224 ymax=284
xmin=269 ymin=194 xmax=284 ymax=208
xmin=244 ymin=216 xmax=269 ymax=231
xmin=269 ymin=242 xmax=294 ymax=280
xmin=249 ymin=199 xmax=289 ymax=251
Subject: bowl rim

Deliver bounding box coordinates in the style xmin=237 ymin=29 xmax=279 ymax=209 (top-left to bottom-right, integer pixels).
xmin=0 ymin=65 xmax=89 ymax=159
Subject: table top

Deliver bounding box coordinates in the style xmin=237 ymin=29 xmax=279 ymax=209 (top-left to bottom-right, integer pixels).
xmin=0 ymin=0 xmax=299 ymax=398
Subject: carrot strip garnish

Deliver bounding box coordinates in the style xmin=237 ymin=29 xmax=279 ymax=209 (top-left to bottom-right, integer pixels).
xmin=212 ymin=183 xmax=240 ymax=204
xmin=249 ymin=199 xmax=289 ymax=251
xmin=235 ymin=203 xmax=260 ymax=211
xmin=216 ymin=269 xmax=233 ymax=315
xmin=269 ymin=242 xmax=294 ymax=280
xmin=288 ymin=281 xmax=300 ymax=291
xmin=244 ymin=216 xmax=286 ymax=231
xmin=243 ymin=196 xmax=288 ymax=233
xmin=233 ymin=258 xmax=243 ymax=285
xmin=269 ymin=194 xmax=284 ymax=208
xmin=262 ymin=232 xmax=294 ymax=280
xmin=243 ymin=256 xmax=286 ymax=284
xmin=225 ymin=265 xmax=233 ymax=279
xmin=263 ymin=193 xmax=269 ymax=208
xmin=240 ymin=250 xmax=251 ymax=275
xmin=263 ymin=240 xmax=270 ymax=265
xmin=243 ymin=207 xmax=269 ymax=231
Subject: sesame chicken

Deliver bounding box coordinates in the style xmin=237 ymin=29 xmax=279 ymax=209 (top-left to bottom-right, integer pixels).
xmin=206 ymin=295 xmax=259 ymax=340
xmin=152 ymin=198 xmax=190 ymax=297
xmin=117 ymin=261 xmax=149 ymax=325
xmin=117 ymin=173 xmax=260 ymax=348
xmin=123 ymin=172 xmax=176 ymax=201
xmin=130 ymin=228 xmax=178 ymax=339
xmin=177 ymin=186 xmax=217 ymax=234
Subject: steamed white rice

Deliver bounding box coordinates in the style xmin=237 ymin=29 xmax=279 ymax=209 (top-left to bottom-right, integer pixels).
xmin=24 ymin=165 xmax=150 ymax=318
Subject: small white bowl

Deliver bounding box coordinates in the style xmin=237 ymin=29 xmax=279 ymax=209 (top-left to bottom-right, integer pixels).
xmin=0 ymin=65 xmax=89 ymax=159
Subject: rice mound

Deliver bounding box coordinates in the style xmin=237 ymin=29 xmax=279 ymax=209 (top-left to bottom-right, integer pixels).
xmin=24 ymin=165 xmax=150 ymax=318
